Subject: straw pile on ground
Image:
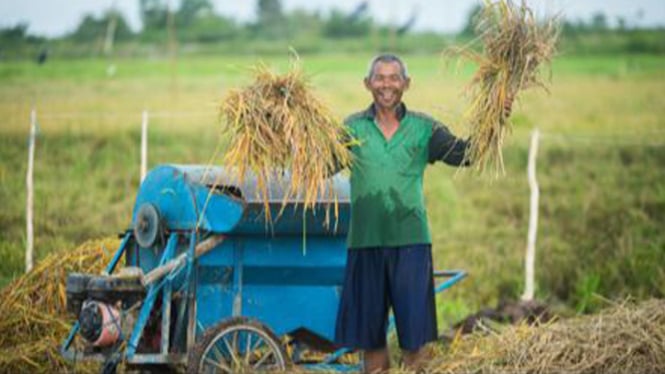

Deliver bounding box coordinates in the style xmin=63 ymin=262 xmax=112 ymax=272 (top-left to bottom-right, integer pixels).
xmin=0 ymin=238 xmax=117 ymax=373
xmin=453 ymin=0 xmax=558 ymax=175
xmin=219 ymin=62 xmax=353 ymax=223
xmin=428 ymin=298 xmax=665 ymax=373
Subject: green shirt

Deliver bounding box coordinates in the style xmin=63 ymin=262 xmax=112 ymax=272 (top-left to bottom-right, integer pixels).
xmin=345 ymin=103 xmax=468 ymax=249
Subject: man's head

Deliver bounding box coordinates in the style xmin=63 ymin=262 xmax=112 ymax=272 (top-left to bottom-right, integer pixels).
xmin=364 ymin=54 xmax=410 ymax=112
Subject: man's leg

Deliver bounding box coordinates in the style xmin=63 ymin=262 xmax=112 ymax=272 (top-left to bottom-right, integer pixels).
xmin=335 ymin=249 xmax=391 ymax=372
xmin=364 ymin=348 xmax=390 ymax=373
xmin=402 ymin=345 xmax=429 ymax=371
xmin=389 ymin=245 xmax=438 ymax=370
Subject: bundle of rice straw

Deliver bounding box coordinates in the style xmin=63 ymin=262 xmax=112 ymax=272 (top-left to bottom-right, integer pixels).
xmin=219 ymin=61 xmax=353 ymax=223
xmin=454 ymin=0 xmax=559 ymax=175
xmin=428 ymin=298 xmax=665 ymax=374
xmin=0 ymin=238 xmax=117 ymax=373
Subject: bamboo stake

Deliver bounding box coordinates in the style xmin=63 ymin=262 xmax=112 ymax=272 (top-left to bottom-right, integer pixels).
xmin=103 ymin=1 xmax=118 ymax=56
xmin=26 ymin=108 xmax=37 ymax=273
xmin=522 ymin=128 xmax=540 ymax=301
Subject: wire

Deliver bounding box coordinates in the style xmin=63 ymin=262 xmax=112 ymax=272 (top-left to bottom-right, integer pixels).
xmin=539 ymin=131 xmax=665 ymax=146
xmin=35 ymin=111 xmax=213 ymax=119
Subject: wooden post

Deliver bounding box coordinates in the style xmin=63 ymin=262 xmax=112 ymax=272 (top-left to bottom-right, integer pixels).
xmin=103 ymin=4 xmax=118 ymax=56
xmin=521 ymin=129 xmax=540 ymax=301
xmin=140 ymin=110 xmax=149 ymax=182
xmin=26 ymin=108 xmax=37 ymax=273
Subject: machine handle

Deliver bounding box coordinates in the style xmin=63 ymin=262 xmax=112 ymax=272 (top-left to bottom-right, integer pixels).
xmin=433 ymin=269 xmax=467 ymax=294
xmin=143 ymin=235 xmax=225 ymax=286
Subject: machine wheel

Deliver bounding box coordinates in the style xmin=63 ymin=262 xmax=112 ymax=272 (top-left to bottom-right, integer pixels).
xmin=187 ymin=317 xmax=288 ymax=373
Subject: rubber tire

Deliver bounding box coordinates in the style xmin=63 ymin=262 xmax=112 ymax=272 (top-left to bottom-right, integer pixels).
xmin=187 ymin=316 xmax=288 ymax=373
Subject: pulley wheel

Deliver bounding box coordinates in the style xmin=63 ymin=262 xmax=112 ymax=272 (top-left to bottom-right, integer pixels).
xmin=134 ymin=203 xmax=162 ymax=248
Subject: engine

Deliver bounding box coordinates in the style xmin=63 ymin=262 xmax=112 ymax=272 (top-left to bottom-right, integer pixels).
xmin=66 ymin=268 xmax=145 ymax=347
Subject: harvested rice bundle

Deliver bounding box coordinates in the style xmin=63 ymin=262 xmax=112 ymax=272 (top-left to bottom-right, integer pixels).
xmin=454 ymin=0 xmax=559 ymax=174
xmin=220 ymin=62 xmax=353 ymax=222
xmin=0 ymin=238 xmax=117 ymax=373
xmin=429 ymin=298 xmax=665 ymax=374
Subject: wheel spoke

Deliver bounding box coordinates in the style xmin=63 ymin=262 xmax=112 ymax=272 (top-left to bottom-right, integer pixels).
xmin=244 ymin=333 xmax=253 ymax=364
xmin=196 ymin=321 xmax=285 ymax=373
xmin=209 ymin=339 xmax=226 ymax=362
xmin=222 ymin=335 xmax=241 ymax=368
xmin=251 ymin=335 xmax=265 ymax=351
xmin=253 ymin=350 xmax=274 ymax=369
xmin=204 ymin=357 xmax=232 ymax=373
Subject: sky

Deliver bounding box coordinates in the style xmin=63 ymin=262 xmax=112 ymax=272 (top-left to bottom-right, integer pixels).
xmin=0 ymin=0 xmax=663 ymax=37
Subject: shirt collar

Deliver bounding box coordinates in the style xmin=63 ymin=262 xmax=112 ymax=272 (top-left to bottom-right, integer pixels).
xmin=362 ymin=102 xmax=408 ymax=121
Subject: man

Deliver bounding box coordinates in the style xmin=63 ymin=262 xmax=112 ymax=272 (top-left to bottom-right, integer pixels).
xmin=334 ymin=54 xmax=512 ymax=373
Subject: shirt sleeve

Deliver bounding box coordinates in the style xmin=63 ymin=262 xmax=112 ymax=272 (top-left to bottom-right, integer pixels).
xmin=427 ymin=122 xmax=471 ymax=166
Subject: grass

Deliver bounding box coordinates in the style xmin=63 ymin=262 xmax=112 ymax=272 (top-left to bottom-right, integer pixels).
xmin=0 ymin=53 xmax=664 ymax=325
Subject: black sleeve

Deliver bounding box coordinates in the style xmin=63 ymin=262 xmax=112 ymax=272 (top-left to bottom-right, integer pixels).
xmin=427 ymin=123 xmax=471 ymax=166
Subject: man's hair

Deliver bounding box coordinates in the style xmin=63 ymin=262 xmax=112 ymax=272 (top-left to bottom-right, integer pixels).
xmin=366 ymin=54 xmax=409 ymax=80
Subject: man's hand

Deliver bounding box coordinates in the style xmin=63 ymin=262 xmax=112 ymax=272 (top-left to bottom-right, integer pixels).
xmin=503 ymin=95 xmax=515 ymax=118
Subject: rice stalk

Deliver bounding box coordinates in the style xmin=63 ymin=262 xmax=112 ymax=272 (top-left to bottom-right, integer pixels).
xmin=450 ymin=0 xmax=559 ymax=175
xmin=428 ymin=298 xmax=665 ymax=373
xmin=219 ymin=60 xmax=353 ymax=224
xmin=0 ymin=238 xmax=118 ymax=373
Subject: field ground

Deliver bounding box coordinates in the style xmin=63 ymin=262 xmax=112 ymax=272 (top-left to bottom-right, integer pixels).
xmin=1 ymin=53 xmax=664 ymax=324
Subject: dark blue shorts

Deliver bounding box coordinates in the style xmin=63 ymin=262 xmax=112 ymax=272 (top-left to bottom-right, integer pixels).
xmin=334 ymin=244 xmax=437 ymax=351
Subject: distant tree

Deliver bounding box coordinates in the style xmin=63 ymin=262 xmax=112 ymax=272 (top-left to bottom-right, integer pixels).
xmin=323 ymin=8 xmax=371 ymax=38
xmin=590 ymin=12 xmax=608 ymax=31
xmin=396 ymin=8 xmax=418 ymax=36
xmin=257 ymin=0 xmax=283 ymax=22
xmin=283 ymin=9 xmax=324 ymax=38
xmin=177 ymin=0 xmax=214 ymax=27
xmin=460 ymin=4 xmax=483 ymax=36
xmin=178 ymin=14 xmax=240 ymax=43
xmin=69 ymin=11 xmax=133 ymax=43
xmin=0 ymin=23 xmax=46 ymax=60
xmin=140 ymin=0 xmax=168 ymax=31
xmin=561 ymin=19 xmax=583 ymax=37
xmin=255 ymin=0 xmax=286 ymax=38
xmin=347 ymin=1 xmax=369 ymax=23
xmin=0 ymin=23 xmax=28 ymax=40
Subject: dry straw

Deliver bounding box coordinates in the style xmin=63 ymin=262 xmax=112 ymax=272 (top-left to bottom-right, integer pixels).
xmin=429 ymin=298 xmax=665 ymax=373
xmin=0 ymin=238 xmax=117 ymax=373
xmin=219 ymin=60 xmax=353 ymax=224
xmin=452 ymin=0 xmax=559 ymax=175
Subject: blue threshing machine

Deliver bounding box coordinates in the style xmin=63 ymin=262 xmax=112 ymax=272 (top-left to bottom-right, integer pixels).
xmin=61 ymin=164 xmax=466 ymax=373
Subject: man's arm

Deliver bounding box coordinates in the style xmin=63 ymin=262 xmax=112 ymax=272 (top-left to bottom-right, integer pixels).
xmin=428 ymin=96 xmax=513 ymax=167
xmin=427 ymin=123 xmax=470 ymax=167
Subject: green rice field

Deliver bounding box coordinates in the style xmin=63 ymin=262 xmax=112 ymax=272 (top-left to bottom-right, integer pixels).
xmin=1 ymin=53 xmax=664 ymax=323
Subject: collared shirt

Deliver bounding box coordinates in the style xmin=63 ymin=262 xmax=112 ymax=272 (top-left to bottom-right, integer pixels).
xmin=345 ymin=102 xmax=468 ymax=248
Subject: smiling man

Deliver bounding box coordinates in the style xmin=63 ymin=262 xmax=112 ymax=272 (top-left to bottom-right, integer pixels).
xmin=333 ymin=54 xmax=512 ymax=373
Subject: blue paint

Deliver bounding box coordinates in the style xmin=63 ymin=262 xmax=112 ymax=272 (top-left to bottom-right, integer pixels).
xmin=126 ymin=233 xmax=180 ymax=358
xmin=61 ymin=164 xmax=465 ymax=371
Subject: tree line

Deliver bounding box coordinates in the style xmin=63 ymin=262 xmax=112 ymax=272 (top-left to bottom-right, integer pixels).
xmin=1 ymin=0 xmax=664 ymax=59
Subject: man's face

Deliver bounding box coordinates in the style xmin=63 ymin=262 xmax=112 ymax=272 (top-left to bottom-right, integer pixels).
xmin=365 ymin=61 xmax=410 ymax=111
